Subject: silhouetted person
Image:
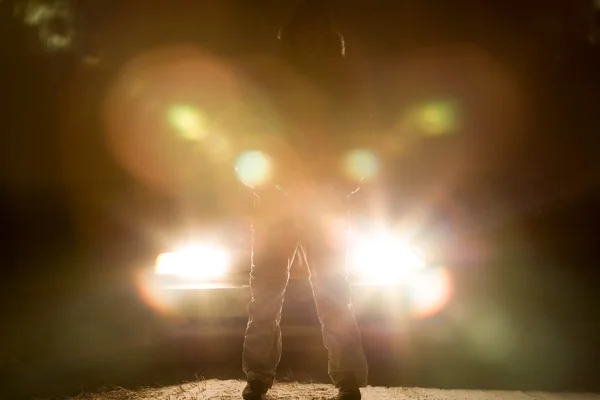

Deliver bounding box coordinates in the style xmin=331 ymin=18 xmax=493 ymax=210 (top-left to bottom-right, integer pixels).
xmin=241 ymin=1 xmax=369 ymax=399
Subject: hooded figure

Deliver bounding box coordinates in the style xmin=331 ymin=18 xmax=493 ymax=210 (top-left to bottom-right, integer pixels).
xmin=241 ymin=2 xmax=369 ymax=400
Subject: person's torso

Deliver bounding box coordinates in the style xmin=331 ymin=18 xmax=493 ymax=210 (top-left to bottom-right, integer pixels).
xmin=239 ymin=55 xmax=372 ymax=193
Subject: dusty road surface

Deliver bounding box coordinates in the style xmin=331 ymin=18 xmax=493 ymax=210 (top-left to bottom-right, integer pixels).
xmin=65 ymin=380 xmax=599 ymax=400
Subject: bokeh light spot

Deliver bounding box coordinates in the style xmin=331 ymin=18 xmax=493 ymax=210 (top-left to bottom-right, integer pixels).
xmin=343 ymin=149 xmax=380 ymax=181
xmin=16 ymin=0 xmax=75 ymax=51
xmin=103 ymin=45 xmax=247 ymax=197
xmin=167 ymin=104 xmax=208 ymax=141
xmin=415 ymin=101 xmax=458 ymax=136
xmin=409 ymin=267 xmax=453 ymax=318
xmin=234 ymin=151 xmax=272 ymax=188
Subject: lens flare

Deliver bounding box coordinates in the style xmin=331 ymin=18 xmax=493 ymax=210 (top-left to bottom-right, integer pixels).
xmin=167 ymin=104 xmax=208 ymax=141
xmin=415 ymin=101 xmax=458 ymax=136
xmin=350 ymin=233 xmax=425 ymax=284
xmin=234 ymin=151 xmax=272 ymax=188
xmin=343 ymin=149 xmax=380 ymax=181
xmin=408 ymin=267 xmax=453 ymax=318
xmin=155 ymin=245 xmax=230 ymax=279
xmin=103 ymin=45 xmax=245 ymax=196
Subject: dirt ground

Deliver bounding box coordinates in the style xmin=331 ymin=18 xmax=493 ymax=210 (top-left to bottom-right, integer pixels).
xmin=64 ymin=379 xmax=600 ymax=400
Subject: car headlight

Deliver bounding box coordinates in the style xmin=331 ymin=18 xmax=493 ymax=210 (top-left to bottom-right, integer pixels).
xmin=349 ymin=232 xmax=425 ymax=284
xmin=155 ymin=244 xmax=230 ymax=280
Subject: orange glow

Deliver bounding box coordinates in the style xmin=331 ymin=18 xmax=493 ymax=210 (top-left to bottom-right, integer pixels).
xmin=408 ymin=267 xmax=454 ymax=319
xmin=103 ymin=45 xmax=245 ymax=197
xmin=135 ymin=269 xmax=180 ymax=316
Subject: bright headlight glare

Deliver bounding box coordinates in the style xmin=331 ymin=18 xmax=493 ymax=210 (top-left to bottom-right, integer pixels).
xmin=350 ymin=233 xmax=425 ymax=283
xmin=155 ymin=244 xmax=230 ymax=279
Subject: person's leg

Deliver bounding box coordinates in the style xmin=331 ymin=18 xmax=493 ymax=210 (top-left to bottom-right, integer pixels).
xmin=301 ymin=210 xmax=368 ymax=389
xmin=242 ymin=194 xmax=300 ymax=390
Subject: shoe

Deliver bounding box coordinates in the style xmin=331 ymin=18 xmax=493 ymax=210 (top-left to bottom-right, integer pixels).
xmin=336 ymin=376 xmax=362 ymax=400
xmin=242 ymin=381 xmax=269 ymax=400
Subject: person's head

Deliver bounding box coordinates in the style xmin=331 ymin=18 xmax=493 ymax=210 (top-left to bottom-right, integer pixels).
xmin=278 ymin=0 xmax=345 ymax=66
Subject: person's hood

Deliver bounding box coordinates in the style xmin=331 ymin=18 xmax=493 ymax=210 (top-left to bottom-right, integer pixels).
xmin=278 ymin=0 xmax=345 ymax=63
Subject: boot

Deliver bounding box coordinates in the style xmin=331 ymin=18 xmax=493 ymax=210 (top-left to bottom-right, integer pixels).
xmin=336 ymin=376 xmax=362 ymax=400
xmin=242 ymin=381 xmax=269 ymax=400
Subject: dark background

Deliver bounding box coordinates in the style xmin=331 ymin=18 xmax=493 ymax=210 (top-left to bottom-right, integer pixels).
xmin=1 ymin=1 xmax=600 ymax=398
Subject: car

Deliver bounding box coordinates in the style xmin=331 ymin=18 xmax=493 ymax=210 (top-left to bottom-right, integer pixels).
xmin=136 ymin=215 xmax=455 ymax=344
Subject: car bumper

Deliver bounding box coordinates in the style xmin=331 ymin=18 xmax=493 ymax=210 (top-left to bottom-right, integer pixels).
xmin=142 ymin=275 xmax=419 ymax=339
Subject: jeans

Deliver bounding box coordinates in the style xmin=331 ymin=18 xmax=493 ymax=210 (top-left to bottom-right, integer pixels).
xmin=241 ymin=189 xmax=368 ymax=388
